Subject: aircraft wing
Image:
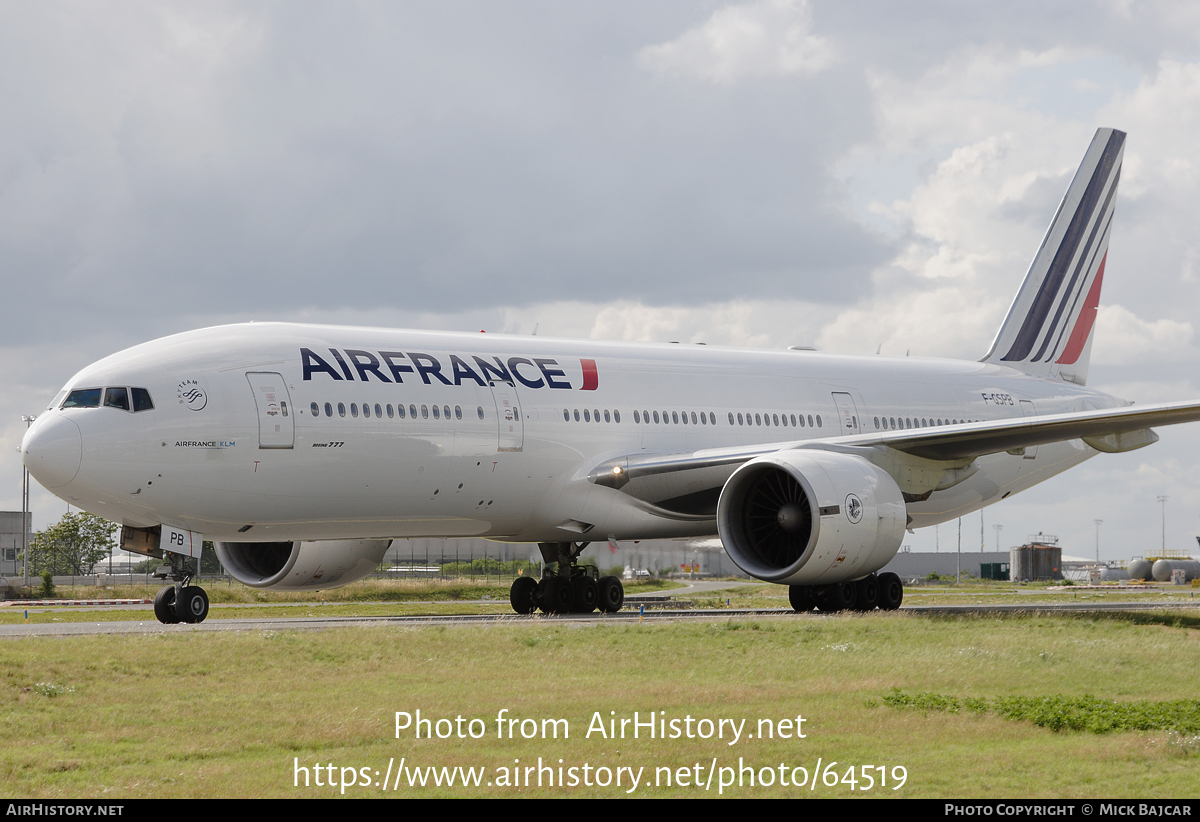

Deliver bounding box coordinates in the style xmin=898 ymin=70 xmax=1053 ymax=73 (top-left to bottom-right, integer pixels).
xmin=588 ymin=399 xmax=1200 ymax=510
xmin=850 ymin=398 xmax=1200 ymax=460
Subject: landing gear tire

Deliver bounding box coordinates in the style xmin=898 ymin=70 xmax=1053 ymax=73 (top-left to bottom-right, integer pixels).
xmin=819 ymin=581 xmax=856 ymax=612
xmin=853 ymin=576 xmax=879 ymax=612
xmin=571 ymin=575 xmax=599 ymax=614
xmin=598 ymin=576 xmax=624 ymax=613
xmin=788 ymin=585 xmax=813 ymax=612
xmin=177 ymin=586 xmax=209 ymax=623
xmin=877 ymin=572 xmax=904 ymax=610
xmin=153 ymin=585 xmax=181 ymax=624
xmin=538 ymin=577 xmax=572 ymax=614
xmin=509 ymin=576 xmax=538 ymax=614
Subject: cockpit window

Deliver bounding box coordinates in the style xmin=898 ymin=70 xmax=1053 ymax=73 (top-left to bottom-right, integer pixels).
xmin=49 ymin=389 xmax=68 ymax=410
xmin=62 ymin=388 xmax=102 ymax=408
xmin=132 ymin=388 xmax=154 ymax=412
xmin=104 ymin=387 xmax=130 ymax=411
xmin=62 ymin=386 xmax=154 ymax=412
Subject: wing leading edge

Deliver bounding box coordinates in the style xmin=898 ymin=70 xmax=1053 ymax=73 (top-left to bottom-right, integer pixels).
xmin=588 ymin=400 xmax=1200 ymax=510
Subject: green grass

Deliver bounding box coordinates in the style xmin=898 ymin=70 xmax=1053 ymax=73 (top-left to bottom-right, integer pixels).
xmin=2 ymin=610 xmax=1200 ymax=798
xmin=883 ymin=690 xmax=1200 ymax=733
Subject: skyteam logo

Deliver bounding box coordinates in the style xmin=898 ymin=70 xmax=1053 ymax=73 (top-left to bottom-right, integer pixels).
xmin=177 ymin=379 xmax=208 ymax=411
xmin=844 ymin=494 xmax=863 ymax=524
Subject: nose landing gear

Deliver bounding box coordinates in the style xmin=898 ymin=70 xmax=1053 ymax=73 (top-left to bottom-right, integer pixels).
xmin=152 ymin=551 xmax=210 ymax=624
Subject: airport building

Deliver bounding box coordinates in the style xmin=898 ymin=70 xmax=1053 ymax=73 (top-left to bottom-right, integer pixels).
xmin=0 ymin=511 xmax=32 ymax=578
xmin=879 ymin=549 xmax=1011 ymax=581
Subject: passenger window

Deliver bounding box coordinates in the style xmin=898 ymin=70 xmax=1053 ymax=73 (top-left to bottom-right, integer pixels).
xmin=104 ymin=387 xmax=130 ymax=411
xmin=398 ymin=404 xmax=406 ymax=419
xmin=376 ymin=404 xmax=383 ymax=418
xmin=477 ymin=406 xmax=484 ymax=420
xmin=455 ymin=406 xmax=462 ymax=420
xmin=325 ymin=402 xmax=333 ymax=417
xmin=421 ymin=405 xmax=429 ymax=419
xmin=444 ymin=405 xmax=451 ymax=420
xmin=635 ymin=410 xmax=641 ymax=423
xmin=410 ymin=404 xmax=417 ymax=418
xmin=574 ymin=409 xmax=581 ymax=422
xmin=614 ymin=410 xmax=620 ymax=423
xmin=672 ymin=411 xmax=679 ymax=424
xmin=564 ymin=409 xmax=571 ymax=422
xmin=132 ymin=388 xmax=154 ymax=412
xmin=338 ymin=403 xmax=346 ymax=417
xmin=604 ymin=410 xmax=611 ymax=423
xmin=728 ymin=412 xmax=734 ymax=425
xmin=653 ymin=411 xmax=660 ymax=424
xmin=387 ymin=404 xmax=394 ymax=418
xmin=363 ymin=403 xmax=371 ymax=418
xmin=63 ymin=388 xmax=102 ymax=408
xmin=350 ymin=403 xmax=358 ymax=418
xmin=433 ymin=405 xmax=440 ymax=419
xmin=584 ymin=409 xmax=591 ymax=422
xmin=311 ymin=402 xmax=319 ymax=416
xmin=691 ymin=412 xmax=698 ymax=424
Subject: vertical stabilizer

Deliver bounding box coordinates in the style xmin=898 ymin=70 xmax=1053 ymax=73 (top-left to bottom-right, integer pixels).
xmin=982 ymin=128 xmax=1124 ymax=385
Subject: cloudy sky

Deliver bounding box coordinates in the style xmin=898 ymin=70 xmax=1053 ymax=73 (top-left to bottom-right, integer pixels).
xmin=4 ymin=1 xmax=1200 ymax=562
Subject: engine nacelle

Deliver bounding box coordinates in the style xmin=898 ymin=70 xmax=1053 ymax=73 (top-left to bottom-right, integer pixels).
xmin=717 ymin=450 xmax=905 ymax=585
xmin=214 ymin=539 xmax=392 ymax=591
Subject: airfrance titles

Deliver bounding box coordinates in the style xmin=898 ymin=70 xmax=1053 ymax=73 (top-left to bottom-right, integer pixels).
xmin=301 ymin=348 xmax=598 ymax=391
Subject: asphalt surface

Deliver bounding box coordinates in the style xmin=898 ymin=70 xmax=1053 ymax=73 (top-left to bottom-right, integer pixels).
xmin=2 ymin=598 xmax=1197 ymax=637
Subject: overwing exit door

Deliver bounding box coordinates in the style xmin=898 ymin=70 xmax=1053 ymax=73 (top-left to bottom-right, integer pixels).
xmin=831 ymin=392 xmax=861 ymax=435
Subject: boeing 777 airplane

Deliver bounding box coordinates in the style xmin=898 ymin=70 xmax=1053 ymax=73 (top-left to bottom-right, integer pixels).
xmin=21 ymin=128 xmax=1200 ymax=623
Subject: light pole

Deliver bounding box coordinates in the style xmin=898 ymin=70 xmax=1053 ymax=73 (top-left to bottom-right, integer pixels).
xmin=1094 ymin=519 xmax=1103 ymax=564
xmin=20 ymin=415 xmax=36 ymax=588
xmin=993 ymin=523 xmax=1003 ymax=552
xmin=1157 ymin=496 xmax=1168 ymax=556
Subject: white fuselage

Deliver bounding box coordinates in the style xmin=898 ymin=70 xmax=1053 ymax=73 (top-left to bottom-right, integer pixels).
xmin=23 ymin=322 xmax=1120 ymax=545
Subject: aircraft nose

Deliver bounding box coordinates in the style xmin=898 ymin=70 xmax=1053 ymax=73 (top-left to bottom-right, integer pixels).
xmin=22 ymin=415 xmax=82 ymax=489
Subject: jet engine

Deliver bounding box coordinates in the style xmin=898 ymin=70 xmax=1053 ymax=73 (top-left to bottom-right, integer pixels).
xmin=716 ymin=450 xmax=905 ymax=585
xmin=214 ymin=539 xmax=392 ymax=591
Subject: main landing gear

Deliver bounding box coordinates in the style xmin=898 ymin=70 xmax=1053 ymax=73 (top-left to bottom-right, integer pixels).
xmin=788 ymin=572 xmax=903 ymax=614
xmin=152 ymin=551 xmax=210 ymax=624
xmin=509 ymin=542 xmax=625 ymax=615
